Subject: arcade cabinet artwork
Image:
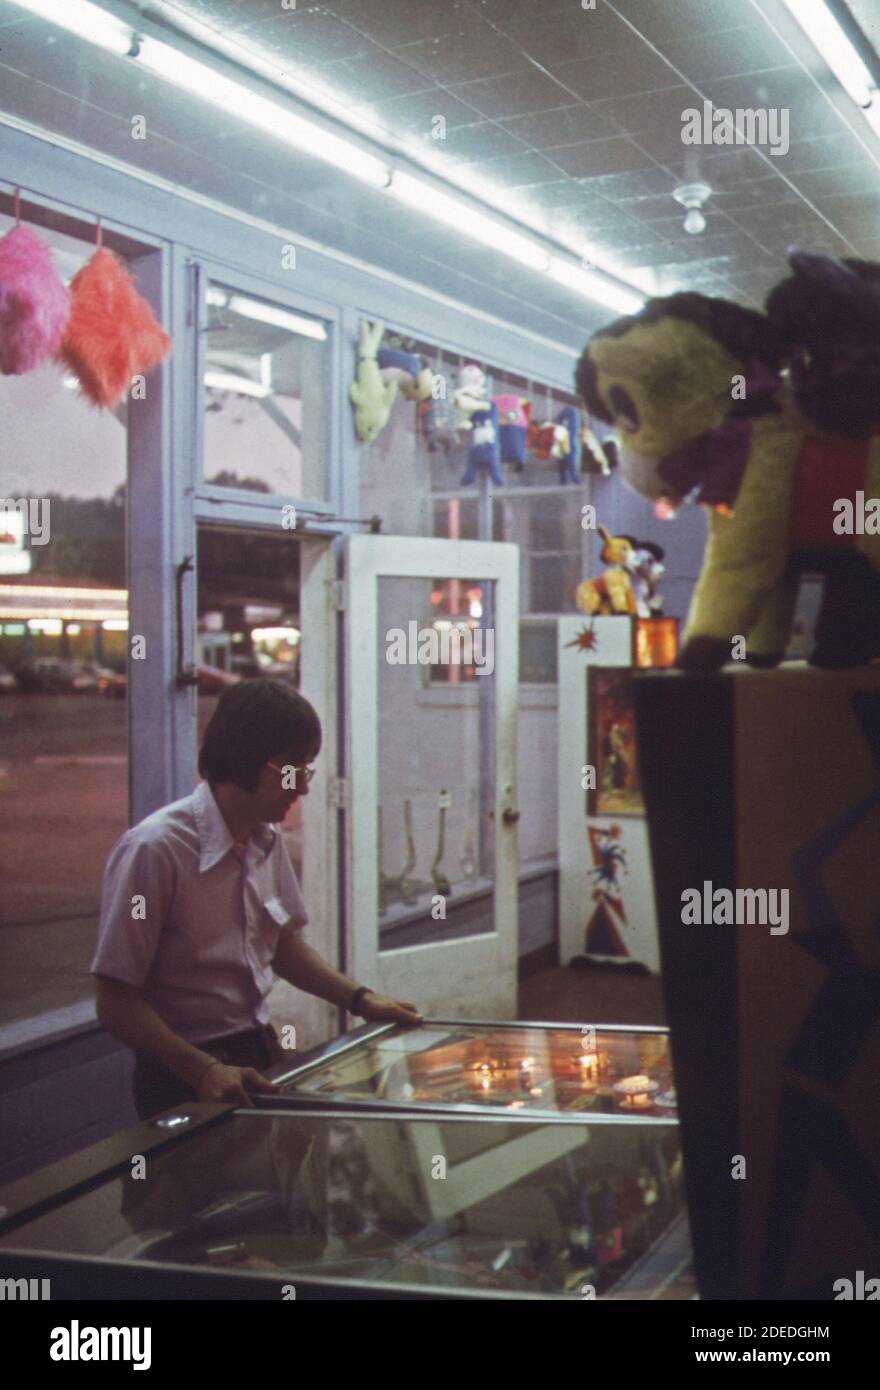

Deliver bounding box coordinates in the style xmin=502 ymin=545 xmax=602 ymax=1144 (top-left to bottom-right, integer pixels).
xmin=590 ymin=668 xmax=645 ymax=817
xmin=557 ymin=616 xmax=665 ymax=973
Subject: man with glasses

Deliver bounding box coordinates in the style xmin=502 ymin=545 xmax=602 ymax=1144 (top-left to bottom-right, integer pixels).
xmin=92 ymin=679 xmax=422 ymax=1118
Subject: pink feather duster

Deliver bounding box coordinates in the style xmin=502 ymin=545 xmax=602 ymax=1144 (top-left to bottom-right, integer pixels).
xmin=58 ymin=247 xmax=171 ymax=410
xmin=0 ymin=223 xmax=71 ymax=375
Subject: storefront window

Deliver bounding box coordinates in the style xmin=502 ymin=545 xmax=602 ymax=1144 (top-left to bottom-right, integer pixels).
xmin=202 ymin=282 xmax=330 ymax=501
xmin=0 ymin=217 xmax=128 ymax=1028
xmin=195 ymin=524 xmax=303 ymax=876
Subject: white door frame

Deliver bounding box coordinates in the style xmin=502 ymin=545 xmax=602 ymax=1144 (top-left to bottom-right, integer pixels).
xmin=344 ymin=534 xmax=520 ymax=1018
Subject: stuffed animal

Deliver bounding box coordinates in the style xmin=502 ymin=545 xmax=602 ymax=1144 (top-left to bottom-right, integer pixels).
xmin=555 ymin=405 xmax=582 ymax=484
xmin=460 ymin=402 xmax=503 ymax=486
xmin=630 ymin=541 xmax=666 ymax=618
xmin=419 ymin=393 xmax=459 ymax=453
xmin=350 ymin=319 xmax=398 ymax=444
xmin=528 ymin=412 xmax=570 ymax=463
xmin=581 ymin=424 xmax=614 ymax=476
xmin=0 ymin=223 xmax=70 ymax=375
xmin=576 ymin=249 xmax=880 ymax=669
xmin=453 ymin=362 xmax=488 ymax=431
xmin=575 ymin=526 xmax=639 ymax=616
xmin=378 ymin=345 xmax=433 ymax=401
xmin=494 ymin=394 xmax=529 ymax=466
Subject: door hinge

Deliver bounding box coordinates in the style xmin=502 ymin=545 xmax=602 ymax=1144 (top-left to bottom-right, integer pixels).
xmin=330 ymin=579 xmax=345 ymax=612
xmin=330 ymin=777 xmax=349 ymax=809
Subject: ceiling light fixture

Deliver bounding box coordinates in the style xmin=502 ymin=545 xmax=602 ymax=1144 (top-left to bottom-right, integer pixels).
xmin=8 ymin=0 xmax=646 ymax=314
xmin=547 ymin=258 xmax=645 ymax=315
xmin=389 ymin=172 xmax=551 ymax=272
xmin=9 ymin=0 xmax=136 ymax=55
xmin=781 ymin=0 xmax=880 ymax=136
xmin=135 ymin=37 xmax=391 ymax=188
xmin=673 ymin=182 xmax=712 ymax=235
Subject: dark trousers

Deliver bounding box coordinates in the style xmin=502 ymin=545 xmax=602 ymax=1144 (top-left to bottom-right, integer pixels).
xmin=132 ymin=1023 xmax=285 ymax=1120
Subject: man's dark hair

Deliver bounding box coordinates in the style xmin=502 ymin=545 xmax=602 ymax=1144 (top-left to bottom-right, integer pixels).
xmin=199 ymin=680 xmax=322 ymax=791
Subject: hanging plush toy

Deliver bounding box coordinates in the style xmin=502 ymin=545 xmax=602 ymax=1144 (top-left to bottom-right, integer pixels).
xmin=576 ymin=248 xmax=880 ymax=669
xmin=555 ymin=405 xmax=582 ymax=484
xmin=493 ymin=394 xmax=529 ymax=468
xmin=59 ymin=242 xmax=170 ymax=409
xmin=453 ymin=362 xmax=488 ymax=431
xmin=0 ymin=218 xmax=70 ymax=375
xmin=419 ymin=393 xmax=459 ymax=453
xmin=350 ymin=319 xmax=398 ymax=444
xmin=378 ymin=344 xmax=433 ymax=402
xmin=581 ymin=424 xmax=614 ymax=476
xmin=460 ymin=402 xmax=503 ymax=486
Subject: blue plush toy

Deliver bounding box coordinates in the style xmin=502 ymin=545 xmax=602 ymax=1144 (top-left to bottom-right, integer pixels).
xmin=556 ymin=405 xmax=582 ymax=484
xmin=460 ymin=402 xmax=504 ymax=486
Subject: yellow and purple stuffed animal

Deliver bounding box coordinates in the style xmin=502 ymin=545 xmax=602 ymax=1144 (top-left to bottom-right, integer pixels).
xmin=576 ymin=250 xmax=880 ymax=670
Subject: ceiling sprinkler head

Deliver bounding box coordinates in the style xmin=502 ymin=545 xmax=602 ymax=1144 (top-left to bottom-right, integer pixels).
xmin=673 ymin=182 xmax=712 ymax=235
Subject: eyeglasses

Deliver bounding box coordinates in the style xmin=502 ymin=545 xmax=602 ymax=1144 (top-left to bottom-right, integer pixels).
xmin=267 ymin=761 xmax=316 ymax=786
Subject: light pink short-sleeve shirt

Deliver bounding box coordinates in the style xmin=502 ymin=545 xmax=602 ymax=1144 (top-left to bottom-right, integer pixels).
xmin=91 ymin=781 xmax=308 ymax=1044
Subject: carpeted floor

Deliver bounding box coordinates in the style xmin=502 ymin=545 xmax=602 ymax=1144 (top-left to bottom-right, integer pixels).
xmin=518 ymin=962 xmax=667 ymax=1028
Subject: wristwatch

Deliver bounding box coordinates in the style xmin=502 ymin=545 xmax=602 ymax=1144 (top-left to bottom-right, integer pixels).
xmin=349 ymin=985 xmax=371 ymax=1017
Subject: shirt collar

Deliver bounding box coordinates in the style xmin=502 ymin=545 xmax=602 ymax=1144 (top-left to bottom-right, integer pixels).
xmin=193 ymin=782 xmax=278 ymax=873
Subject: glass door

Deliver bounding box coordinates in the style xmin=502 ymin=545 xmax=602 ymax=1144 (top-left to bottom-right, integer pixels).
xmin=345 ymin=535 xmax=519 ymax=1018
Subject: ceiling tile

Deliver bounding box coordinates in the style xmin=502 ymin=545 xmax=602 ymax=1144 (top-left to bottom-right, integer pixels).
xmin=477 ymin=150 xmax=568 ymax=187
xmin=592 ymin=85 xmax=700 ymax=138
xmin=366 ymin=87 xmax=482 ymax=143
xmin=500 ymin=5 xmax=644 ymax=63
xmin=440 ymin=122 xmax=531 ymax=165
xmin=662 ymin=148 xmax=782 ymax=191
xmin=236 ymin=10 xmax=383 ymax=64
xmin=659 ymin=26 xmax=799 ymax=83
xmin=500 ymin=104 xmax=618 ymax=149
xmin=553 ymin=45 xmax=682 ymax=103
xmin=319 ymin=48 xmax=434 ymax=101
xmin=449 ymin=67 xmax=574 ymax=120
xmin=705 ymin=67 xmax=844 ymax=140
xmin=543 ymin=136 xmax=655 ymax=178
xmin=469 ymin=0 xmax=580 ymax=26
xmin=392 ymin=30 xmax=530 ymax=84
xmin=772 ymin=132 xmax=880 ymax=174
xmin=614 ymin=0 xmax=760 ymax=45
xmin=581 ymin=166 xmax=680 ymax=204
xmin=811 ymin=191 xmax=880 ymax=241
xmin=322 ymin=0 xmax=472 ymax=47
xmin=792 ymin=164 xmax=880 ymax=200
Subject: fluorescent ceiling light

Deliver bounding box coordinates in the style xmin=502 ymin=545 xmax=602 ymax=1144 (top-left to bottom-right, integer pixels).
xmin=10 ymin=0 xmax=647 ymax=314
xmin=227 ymin=294 xmax=327 ymax=341
xmin=547 ymin=258 xmax=644 ymax=316
xmin=204 ymin=370 xmax=271 ymax=398
xmin=781 ymin=0 xmax=876 ymax=106
xmin=781 ymin=0 xmax=880 ymax=139
xmin=136 ymin=36 xmax=390 ymax=188
xmin=9 ymin=0 xmax=134 ymax=55
xmin=390 ymin=172 xmax=551 ymax=272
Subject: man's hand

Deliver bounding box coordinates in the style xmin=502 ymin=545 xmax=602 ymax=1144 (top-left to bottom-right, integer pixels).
xmin=194 ymin=1063 xmax=275 ymax=1107
xmin=359 ymin=992 xmax=423 ymax=1027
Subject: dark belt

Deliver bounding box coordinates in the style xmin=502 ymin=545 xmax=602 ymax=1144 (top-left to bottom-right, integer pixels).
xmin=197 ymin=1022 xmax=280 ymax=1064
xmin=132 ymin=1023 xmax=283 ymax=1120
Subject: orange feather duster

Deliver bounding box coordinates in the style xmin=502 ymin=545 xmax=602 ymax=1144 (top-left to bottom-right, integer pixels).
xmin=58 ymin=248 xmax=171 ymax=409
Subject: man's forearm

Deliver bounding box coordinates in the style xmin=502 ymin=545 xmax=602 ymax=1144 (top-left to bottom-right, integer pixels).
xmin=95 ymin=978 xmax=218 ymax=1089
xmin=273 ymin=934 xmax=362 ymax=1009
